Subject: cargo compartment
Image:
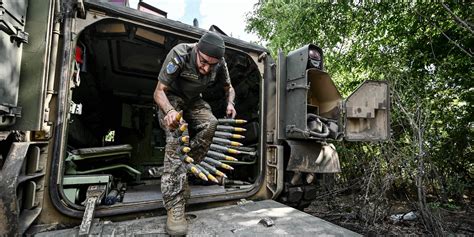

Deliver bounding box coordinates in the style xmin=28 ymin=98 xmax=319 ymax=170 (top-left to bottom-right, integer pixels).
xmin=62 ymin=19 xmax=262 ymax=210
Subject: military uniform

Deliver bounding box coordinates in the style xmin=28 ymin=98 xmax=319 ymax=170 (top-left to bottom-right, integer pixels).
xmin=157 ymin=43 xmax=232 ymax=210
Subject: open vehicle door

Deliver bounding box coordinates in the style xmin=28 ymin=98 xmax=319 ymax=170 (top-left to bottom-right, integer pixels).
xmin=276 ymin=44 xmax=390 ymax=142
xmin=0 ymin=0 xmax=28 ymax=126
xmin=344 ymin=81 xmax=390 ymax=141
xmin=1 ymin=0 xmax=54 ymax=131
xmin=274 ymin=44 xmax=390 ymax=187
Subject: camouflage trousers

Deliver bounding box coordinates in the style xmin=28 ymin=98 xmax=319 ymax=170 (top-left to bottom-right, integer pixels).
xmin=158 ymin=95 xmax=217 ymax=210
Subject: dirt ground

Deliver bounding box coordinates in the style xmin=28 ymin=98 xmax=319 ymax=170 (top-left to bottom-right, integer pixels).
xmin=304 ymin=194 xmax=474 ymax=236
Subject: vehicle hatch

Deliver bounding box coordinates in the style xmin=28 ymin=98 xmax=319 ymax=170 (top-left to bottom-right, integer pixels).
xmin=344 ymin=80 xmax=390 ymax=141
xmin=0 ymin=0 xmax=28 ymax=126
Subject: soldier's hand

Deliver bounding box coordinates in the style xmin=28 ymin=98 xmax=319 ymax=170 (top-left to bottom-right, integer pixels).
xmin=226 ymin=103 xmax=237 ymax=119
xmin=164 ymin=110 xmax=180 ymax=129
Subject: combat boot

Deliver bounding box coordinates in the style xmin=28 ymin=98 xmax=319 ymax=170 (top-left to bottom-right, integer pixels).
xmin=166 ymin=201 xmax=188 ymax=236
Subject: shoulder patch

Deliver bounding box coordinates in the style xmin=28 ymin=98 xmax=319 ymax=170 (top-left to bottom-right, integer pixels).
xmin=166 ymin=61 xmax=179 ymax=75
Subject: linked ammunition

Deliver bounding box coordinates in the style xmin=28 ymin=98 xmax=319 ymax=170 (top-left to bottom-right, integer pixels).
xmin=234 ymin=150 xmax=256 ymax=156
xmin=178 ymin=123 xmax=188 ymax=133
xmin=180 ymin=155 xmax=194 ymax=163
xmin=175 ymin=111 xmax=183 ymax=122
xmin=187 ymin=164 xmax=208 ymax=181
xmin=200 ymin=161 xmax=228 ymax=178
xmin=204 ymin=157 xmax=234 ymax=170
xmin=217 ymin=118 xmax=247 ymax=124
xmin=177 ymin=146 xmax=191 ymax=154
xmin=216 ymin=125 xmax=246 ymax=133
xmin=212 ymin=144 xmax=257 ymax=156
xmin=227 ymin=145 xmax=256 ymax=153
xmin=207 ymin=150 xmax=238 ymax=161
xmin=178 ymin=135 xmax=189 ymax=143
xmin=196 ymin=164 xmax=219 ymax=183
xmin=226 ymin=146 xmax=257 ymax=156
xmin=210 ymin=144 xmax=241 ymax=155
xmin=195 ymin=164 xmax=209 ymax=176
xmin=214 ymin=131 xmax=245 ymax=139
xmin=212 ymin=137 xmax=243 ymax=147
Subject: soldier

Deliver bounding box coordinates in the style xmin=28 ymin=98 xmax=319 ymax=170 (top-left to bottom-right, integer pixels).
xmin=153 ymin=31 xmax=236 ymax=235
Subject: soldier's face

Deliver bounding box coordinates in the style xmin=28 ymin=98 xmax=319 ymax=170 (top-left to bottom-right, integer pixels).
xmin=197 ymin=50 xmax=219 ymax=75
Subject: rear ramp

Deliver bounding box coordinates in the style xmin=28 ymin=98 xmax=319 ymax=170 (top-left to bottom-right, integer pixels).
xmin=34 ymin=200 xmax=360 ymax=236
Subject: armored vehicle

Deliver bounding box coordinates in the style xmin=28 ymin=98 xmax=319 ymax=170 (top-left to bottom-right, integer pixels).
xmin=0 ymin=0 xmax=389 ymax=235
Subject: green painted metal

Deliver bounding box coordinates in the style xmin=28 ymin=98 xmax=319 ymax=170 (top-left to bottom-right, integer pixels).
xmin=0 ymin=0 xmax=29 ymax=126
xmin=67 ymin=151 xmax=131 ymax=161
xmin=63 ymin=175 xmax=112 ymax=185
xmin=63 ymin=188 xmax=78 ymax=204
xmin=35 ymin=200 xmax=362 ymax=236
xmin=63 ymin=175 xmax=112 ymax=204
xmin=66 ymin=164 xmax=141 ymax=181
xmin=12 ymin=0 xmax=54 ymax=130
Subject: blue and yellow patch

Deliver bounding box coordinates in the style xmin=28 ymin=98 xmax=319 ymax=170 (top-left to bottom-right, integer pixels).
xmin=166 ymin=56 xmax=183 ymax=75
xmin=166 ymin=62 xmax=178 ymax=74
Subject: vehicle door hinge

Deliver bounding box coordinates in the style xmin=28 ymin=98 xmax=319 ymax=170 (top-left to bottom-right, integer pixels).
xmin=76 ymin=0 xmax=86 ymax=19
xmin=0 ymin=104 xmax=22 ymax=118
xmin=266 ymin=145 xmax=284 ymax=199
xmin=71 ymin=61 xmax=81 ymax=88
xmin=70 ymin=101 xmax=82 ymax=115
xmin=11 ymin=27 xmax=29 ymax=45
xmin=266 ymin=131 xmax=274 ymax=143
xmin=257 ymin=52 xmax=267 ymax=62
xmin=286 ymin=82 xmax=309 ymax=91
xmin=0 ymin=14 xmax=29 ymax=46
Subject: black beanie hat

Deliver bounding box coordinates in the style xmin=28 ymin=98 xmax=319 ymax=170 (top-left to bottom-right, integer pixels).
xmin=197 ymin=31 xmax=225 ymax=59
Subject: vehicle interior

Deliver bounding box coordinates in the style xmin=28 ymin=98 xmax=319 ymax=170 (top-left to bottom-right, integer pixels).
xmin=62 ymin=19 xmax=262 ymax=208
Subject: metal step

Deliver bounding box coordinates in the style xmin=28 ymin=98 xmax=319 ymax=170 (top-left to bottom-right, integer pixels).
xmin=34 ymin=200 xmax=360 ymax=236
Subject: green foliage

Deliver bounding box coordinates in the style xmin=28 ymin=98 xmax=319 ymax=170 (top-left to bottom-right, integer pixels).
xmin=247 ymin=2 xmax=473 ymax=202
xmin=428 ymin=201 xmax=461 ymax=211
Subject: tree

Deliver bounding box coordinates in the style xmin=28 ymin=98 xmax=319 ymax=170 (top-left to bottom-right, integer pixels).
xmin=247 ymin=2 xmax=473 ymax=235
